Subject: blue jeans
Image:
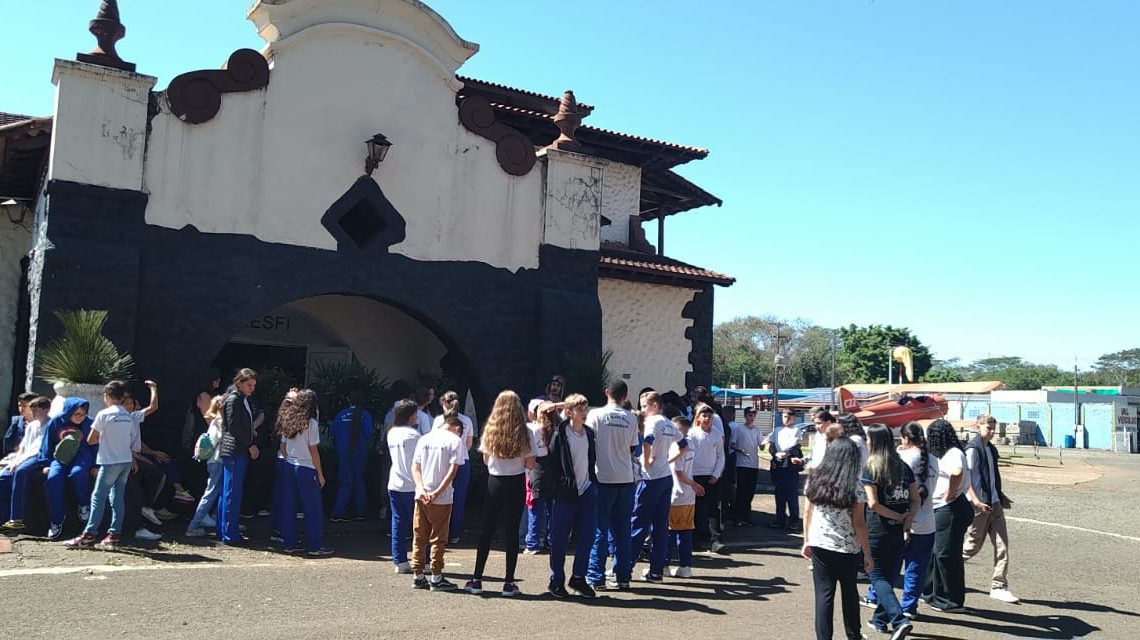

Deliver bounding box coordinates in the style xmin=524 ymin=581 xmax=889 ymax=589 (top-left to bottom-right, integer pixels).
xmin=332 ymin=444 xmax=368 ymax=519
xmin=628 ymin=476 xmax=672 ymax=576
xmin=84 ymin=462 xmax=131 ymax=535
xmin=280 ymin=464 xmax=324 ymax=551
xmin=900 ymin=532 xmax=935 ymax=613
xmin=389 ymin=490 xmax=414 ymax=564
xmin=449 ymin=461 xmax=470 ymax=541
xmin=0 ymin=458 xmax=46 ymax=521
xmin=188 ymin=461 xmax=222 ymax=530
xmin=549 ymin=484 xmax=597 ymax=584
xmin=587 ymin=482 xmax=634 ymax=585
xmin=868 ymin=531 xmax=909 ymax=630
xmin=218 ymin=455 xmax=248 ymax=543
xmin=526 ymin=496 xmax=550 ymax=551
xmin=668 ymin=530 xmax=694 ymax=568
xmin=45 ymin=457 xmax=93 ymax=525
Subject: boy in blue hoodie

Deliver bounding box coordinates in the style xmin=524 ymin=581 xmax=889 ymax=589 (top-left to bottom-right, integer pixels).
xmin=40 ymin=397 xmax=95 ymax=540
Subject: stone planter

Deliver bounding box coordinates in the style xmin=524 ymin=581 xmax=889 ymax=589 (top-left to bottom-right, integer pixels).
xmin=50 ymin=382 xmax=107 ymax=418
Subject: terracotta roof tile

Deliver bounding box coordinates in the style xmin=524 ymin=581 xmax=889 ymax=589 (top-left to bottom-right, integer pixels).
xmin=457 ymin=76 xmax=595 ymax=115
xmin=599 ymin=246 xmax=735 ymax=287
xmin=0 ymin=112 xmax=33 ymax=127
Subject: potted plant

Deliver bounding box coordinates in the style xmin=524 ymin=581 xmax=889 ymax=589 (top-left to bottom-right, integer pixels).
xmin=38 ymin=309 xmax=134 ymax=415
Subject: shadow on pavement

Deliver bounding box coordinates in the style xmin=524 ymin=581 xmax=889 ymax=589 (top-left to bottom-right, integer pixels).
xmin=911 ymin=606 xmax=1099 ymax=640
xmin=1020 ymin=597 xmax=1140 ymax=618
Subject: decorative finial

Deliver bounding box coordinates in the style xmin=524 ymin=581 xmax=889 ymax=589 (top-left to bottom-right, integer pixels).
xmin=76 ymin=0 xmax=136 ymax=72
xmin=547 ymin=90 xmax=583 ymax=152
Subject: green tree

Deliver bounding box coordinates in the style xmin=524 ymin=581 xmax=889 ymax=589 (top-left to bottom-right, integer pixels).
xmin=920 ymin=369 xmax=965 ymax=383
xmin=713 ymin=315 xmax=843 ymax=388
xmin=837 ymin=324 xmax=932 ymax=383
xmin=988 ymin=364 xmax=1071 ymax=390
xmin=784 ymin=326 xmax=846 ymax=388
xmin=1092 ymin=348 xmax=1140 ymax=386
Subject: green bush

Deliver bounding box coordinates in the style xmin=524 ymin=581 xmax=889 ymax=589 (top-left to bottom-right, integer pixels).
xmin=38 ymin=309 xmax=134 ymax=384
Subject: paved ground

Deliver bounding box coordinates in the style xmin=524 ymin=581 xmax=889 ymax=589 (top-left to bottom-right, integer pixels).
xmin=3 ymin=448 xmax=1138 ymax=639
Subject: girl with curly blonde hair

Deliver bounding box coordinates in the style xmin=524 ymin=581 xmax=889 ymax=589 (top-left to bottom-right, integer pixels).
xmin=466 ymin=390 xmax=535 ymax=597
xmin=275 ymin=389 xmax=332 ymax=556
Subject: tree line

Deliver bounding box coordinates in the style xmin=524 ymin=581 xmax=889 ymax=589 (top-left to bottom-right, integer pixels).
xmin=713 ymin=315 xmax=1139 ymax=391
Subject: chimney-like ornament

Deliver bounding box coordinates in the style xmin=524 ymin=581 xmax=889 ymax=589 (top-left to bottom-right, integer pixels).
xmin=77 ymin=0 xmax=136 ymax=72
xmin=547 ymin=90 xmax=583 ymax=152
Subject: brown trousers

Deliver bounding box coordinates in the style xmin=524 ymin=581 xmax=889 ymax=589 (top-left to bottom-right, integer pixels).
xmin=963 ymin=501 xmax=1010 ymax=590
xmin=411 ymin=501 xmax=453 ymax=576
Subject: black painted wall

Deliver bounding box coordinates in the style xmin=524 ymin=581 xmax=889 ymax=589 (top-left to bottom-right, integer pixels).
xmin=31 ymin=179 xmax=602 ymax=436
xmin=683 ymin=284 xmax=715 ymax=392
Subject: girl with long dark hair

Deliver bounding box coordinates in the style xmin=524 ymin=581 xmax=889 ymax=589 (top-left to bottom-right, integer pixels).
xmin=802 ymin=437 xmax=873 ymax=640
xmin=524 ymin=400 xmax=559 ymax=554
xmin=897 ymin=422 xmax=939 ymax=617
xmin=860 ymin=424 xmax=919 ymax=638
xmin=922 ymin=419 xmax=973 ymax=613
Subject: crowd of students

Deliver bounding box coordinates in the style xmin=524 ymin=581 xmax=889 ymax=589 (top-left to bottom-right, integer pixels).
xmin=3 ymin=369 xmax=1019 ymax=639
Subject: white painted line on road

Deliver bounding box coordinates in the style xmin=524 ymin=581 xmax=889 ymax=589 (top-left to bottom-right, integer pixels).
xmin=1007 ymin=516 xmax=1140 ymax=543
xmin=0 ymin=559 xmax=360 ymax=579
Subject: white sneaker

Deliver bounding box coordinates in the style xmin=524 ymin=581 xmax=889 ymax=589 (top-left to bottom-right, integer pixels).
xmin=77 ymin=505 xmax=90 ymax=521
xmin=200 ymin=515 xmax=216 ymax=528
xmin=135 ymin=527 xmax=162 ymax=541
xmin=185 ymin=527 xmax=206 ymax=538
xmin=394 ymin=561 xmax=412 ymax=574
xmin=669 ymin=566 xmax=694 ymax=578
xmin=140 ymin=507 xmax=162 ymax=527
xmin=990 ymin=588 xmax=1020 ymax=603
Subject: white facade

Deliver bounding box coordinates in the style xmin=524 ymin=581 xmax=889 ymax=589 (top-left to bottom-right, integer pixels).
xmin=598 ymin=278 xmax=695 ymax=394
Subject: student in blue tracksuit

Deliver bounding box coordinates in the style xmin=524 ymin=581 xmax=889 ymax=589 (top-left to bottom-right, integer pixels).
xmin=0 ymin=396 xmax=51 ymax=531
xmin=329 ymin=391 xmax=375 ymax=522
xmin=40 ymin=397 xmax=95 ymax=540
xmin=388 ymin=400 xmax=422 ymax=573
xmin=628 ymin=391 xmax=684 ymax=583
xmin=217 ymin=368 xmax=260 ymax=545
xmin=431 ymin=391 xmax=474 ymax=543
xmin=585 ymin=380 xmax=640 ymax=590
xmin=277 ymin=389 xmax=333 ymax=557
xmin=4 ymin=393 xmax=37 ymax=456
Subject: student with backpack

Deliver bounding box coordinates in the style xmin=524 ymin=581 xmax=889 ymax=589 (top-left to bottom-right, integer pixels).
xmin=330 ymin=391 xmax=374 ymax=522
xmin=39 ymin=397 xmax=95 ymax=540
xmin=186 ymin=395 xmax=225 ymax=537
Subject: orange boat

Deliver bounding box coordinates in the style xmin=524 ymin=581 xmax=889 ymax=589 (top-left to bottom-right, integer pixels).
xmin=839 ymin=387 xmax=948 ymax=428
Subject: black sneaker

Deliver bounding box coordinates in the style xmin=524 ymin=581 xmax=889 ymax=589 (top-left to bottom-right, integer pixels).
xmin=860 ymin=595 xmax=878 ymax=609
xmin=329 ymin=515 xmax=352 ymax=523
xmin=413 ymin=575 xmax=430 ymax=590
xmin=567 ymin=576 xmax=597 ymax=599
xmin=890 ymin=622 xmax=913 ymax=640
xmin=306 ymin=547 xmax=334 ymax=557
xmin=283 ymin=545 xmax=304 ymax=554
xmin=46 ymin=523 xmax=64 ymax=541
xmin=548 ymin=581 xmax=569 ymax=599
xmin=464 ymin=579 xmax=483 ymax=594
xmin=430 ymin=576 xmax=458 ymax=591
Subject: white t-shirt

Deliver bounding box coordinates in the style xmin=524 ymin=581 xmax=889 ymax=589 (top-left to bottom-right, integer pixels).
xmin=527 ymin=422 xmax=551 ymax=459
xmin=586 ymin=404 xmax=639 ymax=484
xmin=413 ymin=428 xmax=465 ymax=505
xmin=898 ymin=447 xmax=939 ymax=535
xmin=6 ymin=418 xmax=46 ymax=467
xmin=641 ymin=414 xmax=682 ymax=480
xmin=481 ymin=436 xmax=536 ymax=477
xmin=415 ymin=409 xmax=433 ymax=436
xmin=206 ymin=418 xmax=224 ymax=464
xmin=851 ymin=435 xmax=869 ymax=470
xmin=432 ymin=413 xmax=474 ymax=450
xmin=770 ymin=425 xmax=802 ymax=454
xmin=91 ymin=405 xmax=141 ymax=466
xmin=807 ymin=491 xmax=866 ymax=555
xmin=932 ymin=448 xmax=971 ymax=509
xmin=689 ymin=423 xmax=725 ymax=478
xmin=807 ymin=430 xmax=829 ymax=470
xmin=284 ymin=418 xmax=321 ymax=469
xmin=387 ymin=426 xmax=421 ymax=492
xmin=731 ymin=423 xmax=763 ymax=470
xmin=669 ymin=442 xmax=697 ymax=506
xmin=566 ymin=425 xmax=592 ymax=495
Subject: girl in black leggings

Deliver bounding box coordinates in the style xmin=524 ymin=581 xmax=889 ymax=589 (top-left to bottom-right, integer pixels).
xmin=466 ymin=391 xmax=535 ymax=597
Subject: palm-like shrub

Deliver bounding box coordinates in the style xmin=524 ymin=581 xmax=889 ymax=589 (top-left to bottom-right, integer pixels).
xmin=38 ymin=309 xmax=134 ymax=384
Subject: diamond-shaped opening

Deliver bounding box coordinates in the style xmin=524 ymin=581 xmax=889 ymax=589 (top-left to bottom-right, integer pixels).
xmin=338 ymin=200 xmax=387 ymax=249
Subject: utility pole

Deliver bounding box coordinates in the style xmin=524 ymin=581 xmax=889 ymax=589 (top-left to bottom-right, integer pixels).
xmin=830 ymin=330 xmax=837 ymax=409
xmin=772 ymin=322 xmax=786 ymax=430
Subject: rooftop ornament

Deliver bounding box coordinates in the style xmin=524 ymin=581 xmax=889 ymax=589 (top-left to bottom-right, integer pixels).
xmin=547 ymin=90 xmax=583 ymax=152
xmin=76 ymin=0 xmax=136 ymax=72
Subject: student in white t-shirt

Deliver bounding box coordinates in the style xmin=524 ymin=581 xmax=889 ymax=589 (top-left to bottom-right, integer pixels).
xmin=729 ymin=407 xmax=763 ymax=526
xmin=666 ymin=416 xmax=703 ymax=578
xmin=431 ymin=391 xmax=474 ymax=544
xmin=922 ymin=419 xmax=973 ymax=613
xmin=410 ymin=415 xmax=465 ymax=591
xmin=388 ymin=399 xmax=422 ymax=574
xmin=466 ymin=391 xmax=535 ymax=597
xmin=276 ymin=389 xmax=332 ymax=557
xmin=64 ymin=381 xmax=141 ymax=550
xmin=584 ymin=380 xmax=640 ymax=589
xmin=628 ymin=391 xmax=683 ymax=582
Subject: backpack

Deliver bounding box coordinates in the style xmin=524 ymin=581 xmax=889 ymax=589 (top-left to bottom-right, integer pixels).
xmin=53 ymin=433 xmax=81 ymax=466
xmin=193 ymin=432 xmax=215 ymax=462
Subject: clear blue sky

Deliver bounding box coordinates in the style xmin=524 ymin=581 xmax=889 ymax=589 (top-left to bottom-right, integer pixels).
xmin=3 ymin=1 xmax=1137 ymax=370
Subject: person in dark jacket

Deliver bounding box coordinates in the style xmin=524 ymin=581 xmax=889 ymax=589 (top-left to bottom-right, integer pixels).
xmin=546 ymin=393 xmax=598 ymax=600
xmin=217 ymin=368 xmax=260 ymax=544
xmin=963 ymin=414 xmax=1018 ymax=604
xmin=4 ymin=393 xmax=37 ymax=456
